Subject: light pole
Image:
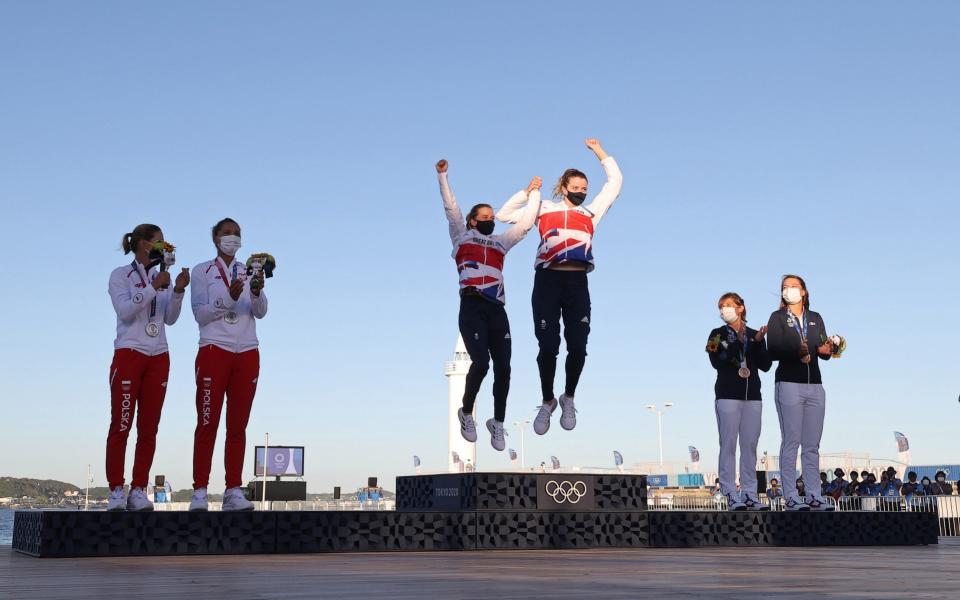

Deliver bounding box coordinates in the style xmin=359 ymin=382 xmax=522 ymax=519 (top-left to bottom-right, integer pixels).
xmin=513 ymin=419 xmax=531 ymax=470
xmin=84 ymin=464 xmax=92 ymax=511
xmin=645 ymin=403 xmax=674 ymax=467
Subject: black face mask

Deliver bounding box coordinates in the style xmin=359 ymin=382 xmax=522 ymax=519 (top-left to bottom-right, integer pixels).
xmin=474 ymin=220 xmax=495 ymax=236
xmin=566 ymin=191 xmax=587 ymax=206
xmin=146 ymin=248 xmax=163 ymax=270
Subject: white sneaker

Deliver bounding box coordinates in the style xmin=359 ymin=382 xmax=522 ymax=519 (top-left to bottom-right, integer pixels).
xmin=742 ymin=494 xmax=770 ymax=511
xmin=806 ymin=495 xmax=836 ymax=511
xmin=558 ymin=394 xmax=577 ymax=431
xmin=126 ymin=487 xmax=154 ymax=512
xmin=458 ymin=407 xmax=477 ymax=443
xmin=107 ymin=487 xmax=126 ymax=512
xmin=784 ymin=496 xmax=810 ymax=511
xmin=486 ymin=418 xmax=506 ymax=451
xmin=533 ymin=398 xmax=557 ymax=435
xmin=189 ymin=488 xmax=209 ymax=512
xmin=222 ymin=487 xmax=254 ymax=512
xmin=726 ymin=492 xmax=746 ymax=511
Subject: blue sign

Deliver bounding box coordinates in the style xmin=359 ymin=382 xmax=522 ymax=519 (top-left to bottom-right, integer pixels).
xmin=678 ymin=473 xmax=704 ymax=487
xmin=647 ymin=474 xmax=669 ymax=487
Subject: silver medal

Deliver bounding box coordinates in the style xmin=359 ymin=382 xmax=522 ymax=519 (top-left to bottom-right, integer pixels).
xmin=224 ymin=311 xmax=239 ymax=324
xmin=145 ymin=322 xmax=160 ymax=337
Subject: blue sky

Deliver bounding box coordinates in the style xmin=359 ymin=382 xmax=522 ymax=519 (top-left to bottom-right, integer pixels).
xmin=1 ymin=2 xmax=958 ymax=492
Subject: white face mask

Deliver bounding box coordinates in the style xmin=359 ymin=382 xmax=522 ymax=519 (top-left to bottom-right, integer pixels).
xmin=720 ymin=307 xmax=739 ymax=324
xmin=218 ymin=235 xmax=241 ymax=257
xmin=782 ymin=287 xmax=803 ymax=305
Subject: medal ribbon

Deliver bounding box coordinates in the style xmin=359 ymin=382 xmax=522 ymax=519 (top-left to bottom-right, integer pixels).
xmin=727 ymin=325 xmax=748 ymax=368
xmin=788 ymin=309 xmax=808 ymax=342
xmin=214 ymin=259 xmax=239 ymax=291
xmin=131 ymin=261 xmax=157 ymax=319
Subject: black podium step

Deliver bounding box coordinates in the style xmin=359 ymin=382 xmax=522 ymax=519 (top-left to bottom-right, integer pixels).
xmin=13 ymin=508 xmax=938 ymax=557
xmin=395 ymin=472 xmax=648 ymax=512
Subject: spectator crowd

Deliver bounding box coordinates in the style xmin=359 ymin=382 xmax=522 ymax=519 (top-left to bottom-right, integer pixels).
xmin=767 ymin=467 xmax=957 ymax=500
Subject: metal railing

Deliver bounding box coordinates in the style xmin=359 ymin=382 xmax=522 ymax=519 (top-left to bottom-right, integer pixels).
xmin=153 ymin=499 xmax=395 ymax=512
xmin=648 ymin=492 xmax=960 ymax=536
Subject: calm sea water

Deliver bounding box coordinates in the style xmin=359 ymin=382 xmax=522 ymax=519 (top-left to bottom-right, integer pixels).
xmin=0 ymin=509 xmax=13 ymax=545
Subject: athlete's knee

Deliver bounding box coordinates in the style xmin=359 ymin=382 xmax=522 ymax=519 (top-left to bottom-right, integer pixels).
xmin=492 ymin=360 xmax=511 ymax=380
xmin=536 ymin=330 xmax=561 ymax=356
xmin=469 ymin=358 xmax=490 ymax=377
xmin=225 ymin=429 xmax=247 ymax=444
xmin=107 ymin=428 xmax=130 ymax=443
xmin=566 ymin=342 xmax=588 ymax=360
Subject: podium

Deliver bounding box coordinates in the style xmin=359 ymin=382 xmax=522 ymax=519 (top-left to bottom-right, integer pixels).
xmin=396 ymin=472 xmax=647 ymax=512
xmin=11 ymin=471 xmax=940 ymax=557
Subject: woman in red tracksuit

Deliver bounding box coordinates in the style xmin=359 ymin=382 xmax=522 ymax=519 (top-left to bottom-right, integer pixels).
xmin=189 ymin=218 xmax=268 ymax=512
xmin=107 ymin=223 xmax=190 ymax=512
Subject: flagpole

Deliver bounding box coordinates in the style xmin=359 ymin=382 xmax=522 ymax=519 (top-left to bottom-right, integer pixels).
xmin=261 ymin=433 xmax=269 ymax=509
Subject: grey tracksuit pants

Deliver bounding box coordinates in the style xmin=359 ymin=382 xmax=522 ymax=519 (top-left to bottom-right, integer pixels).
xmin=715 ymin=399 xmax=762 ymax=499
xmin=775 ymin=381 xmax=826 ymax=501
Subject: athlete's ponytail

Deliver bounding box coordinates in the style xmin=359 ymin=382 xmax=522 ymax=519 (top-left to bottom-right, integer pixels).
xmin=122 ymin=224 xmax=161 ymax=255
xmin=552 ymin=168 xmax=588 ymax=200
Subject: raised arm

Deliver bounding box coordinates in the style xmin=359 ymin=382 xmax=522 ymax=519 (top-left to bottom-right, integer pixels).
xmin=437 ymin=159 xmax=466 ymax=246
xmin=499 ymin=177 xmax=543 ymax=251
xmin=495 ymin=188 xmax=531 ymax=224
xmin=583 ymin=139 xmax=623 ymax=224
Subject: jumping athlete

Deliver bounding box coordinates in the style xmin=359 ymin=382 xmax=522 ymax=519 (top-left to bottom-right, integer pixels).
xmin=107 ymin=224 xmax=190 ymax=511
xmin=767 ymin=274 xmax=835 ymax=512
xmin=438 ymin=159 xmax=542 ymax=451
xmin=189 ymin=218 xmax=268 ymax=512
xmin=496 ymin=139 xmax=622 ymax=436
xmin=706 ymin=292 xmax=771 ymax=511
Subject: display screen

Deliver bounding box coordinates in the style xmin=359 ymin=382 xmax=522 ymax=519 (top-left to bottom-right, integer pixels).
xmin=254 ymin=446 xmax=305 ymax=477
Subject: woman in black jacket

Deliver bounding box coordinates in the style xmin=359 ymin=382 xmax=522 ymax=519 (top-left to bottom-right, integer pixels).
xmin=706 ymin=292 xmax=772 ymax=511
xmin=767 ymin=274 xmax=837 ymax=511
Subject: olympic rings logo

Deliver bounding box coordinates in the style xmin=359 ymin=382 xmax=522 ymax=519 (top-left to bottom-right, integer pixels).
xmin=544 ymin=480 xmax=587 ymax=504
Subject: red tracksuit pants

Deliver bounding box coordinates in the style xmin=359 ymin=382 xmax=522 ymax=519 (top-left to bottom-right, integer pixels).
xmin=106 ymin=349 xmax=170 ymax=489
xmin=192 ymin=344 xmax=260 ymax=489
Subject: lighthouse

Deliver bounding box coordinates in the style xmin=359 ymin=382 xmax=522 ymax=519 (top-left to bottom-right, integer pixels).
xmin=445 ymin=335 xmax=476 ymax=472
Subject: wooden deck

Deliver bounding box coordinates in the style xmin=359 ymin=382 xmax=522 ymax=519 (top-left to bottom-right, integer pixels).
xmin=3 ymin=540 xmax=958 ymax=599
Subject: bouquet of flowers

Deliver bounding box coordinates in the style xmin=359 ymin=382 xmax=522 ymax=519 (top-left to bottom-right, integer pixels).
xmin=705 ymin=334 xmax=721 ymax=353
xmin=245 ymin=253 xmax=276 ymax=291
xmin=149 ymin=241 xmax=176 ymax=271
xmin=828 ymin=335 xmax=847 ymax=359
